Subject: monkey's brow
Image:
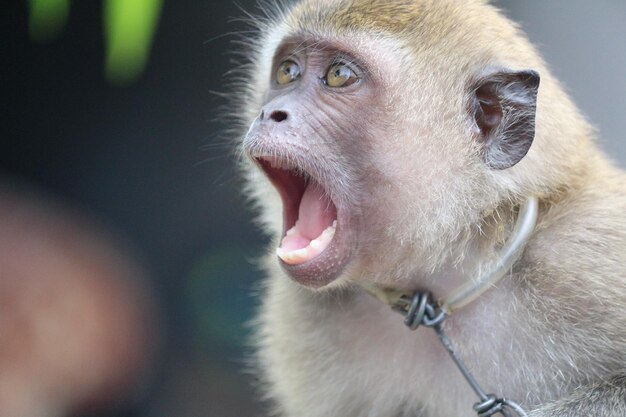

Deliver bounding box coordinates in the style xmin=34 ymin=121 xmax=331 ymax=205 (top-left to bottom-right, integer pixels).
xmin=277 ymin=38 xmax=372 ymax=77
xmin=330 ymin=54 xmax=368 ymax=72
xmin=279 ymin=37 xmax=329 ymax=58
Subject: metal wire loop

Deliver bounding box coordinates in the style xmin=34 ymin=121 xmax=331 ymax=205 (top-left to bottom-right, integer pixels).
xmin=402 ymin=292 xmax=446 ymax=330
xmin=474 ymin=395 xmax=527 ymax=417
xmin=395 ymin=291 xmax=529 ymax=417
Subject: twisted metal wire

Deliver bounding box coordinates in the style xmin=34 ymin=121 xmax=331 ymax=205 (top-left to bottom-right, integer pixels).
xmin=474 ymin=394 xmax=528 ymax=417
xmin=403 ymin=291 xmax=446 ymax=329
xmin=394 ymin=292 xmax=528 ymax=417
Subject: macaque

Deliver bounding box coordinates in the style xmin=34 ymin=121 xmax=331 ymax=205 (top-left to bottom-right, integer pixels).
xmin=237 ymin=1 xmax=626 ymax=416
xmin=0 ymin=182 xmax=156 ymax=417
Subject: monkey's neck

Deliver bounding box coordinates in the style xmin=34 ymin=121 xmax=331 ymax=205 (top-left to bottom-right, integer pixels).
xmin=361 ymin=197 xmax=538 ymax=315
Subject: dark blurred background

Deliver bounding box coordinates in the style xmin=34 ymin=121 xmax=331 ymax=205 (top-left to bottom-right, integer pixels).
xmin=1 ymin=1 xmax=624 ymax=417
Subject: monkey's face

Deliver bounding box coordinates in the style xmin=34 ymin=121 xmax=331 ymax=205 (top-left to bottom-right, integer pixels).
xmin=243 ymin=31 xmax=539 ymax=290
xmin=243 ymin=37 xmax=389 ymax=288
xmin=243 ymin=33 xmax=470 ymax=289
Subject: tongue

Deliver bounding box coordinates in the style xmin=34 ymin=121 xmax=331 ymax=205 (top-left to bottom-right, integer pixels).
xmin=298 ymin=183 xmax=336 ymax=240
xmin=279 ymin=182 xmax=337 ymax=253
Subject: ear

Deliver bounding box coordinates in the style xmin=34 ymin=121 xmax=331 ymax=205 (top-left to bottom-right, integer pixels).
xmin=471 ymin=68 xmax=540 ymax=170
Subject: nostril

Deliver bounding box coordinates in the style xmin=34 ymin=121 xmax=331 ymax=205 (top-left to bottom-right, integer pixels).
xmin=270 ymin=110 xmax=288 ymax=123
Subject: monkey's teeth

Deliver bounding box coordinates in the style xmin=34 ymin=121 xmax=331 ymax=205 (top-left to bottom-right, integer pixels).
xmin=277 ymin=222 xmax=336 ymax=265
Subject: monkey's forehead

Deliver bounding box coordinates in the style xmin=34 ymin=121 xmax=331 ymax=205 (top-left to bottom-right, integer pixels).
xmin=289 ymin=0 xmax=423 ymax=32
xmin=272 ymin=0 xmax=540 ymax=76
xmin=285 ymin=0 xmax=488 ymax=37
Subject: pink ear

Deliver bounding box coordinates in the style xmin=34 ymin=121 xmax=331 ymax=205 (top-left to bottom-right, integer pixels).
xmin=472 ymin=69 xmax=540 ymax=169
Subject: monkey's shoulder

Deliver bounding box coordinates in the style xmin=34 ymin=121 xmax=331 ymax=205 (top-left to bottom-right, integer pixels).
xmin=526 ymin=172 xmax=626 ymax=294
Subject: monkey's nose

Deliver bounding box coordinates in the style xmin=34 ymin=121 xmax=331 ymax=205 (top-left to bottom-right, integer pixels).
xmin=260 ymin=110 xmax=289 ymax=123
xmin=270 ymin=110 xmax=288 ymax=122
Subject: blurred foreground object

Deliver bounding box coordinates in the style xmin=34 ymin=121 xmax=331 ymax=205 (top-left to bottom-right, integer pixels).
xmin=27 ymin=0 xmax=163 ymax=84
xmin=0 ymin=181 xmax=158 ymax=417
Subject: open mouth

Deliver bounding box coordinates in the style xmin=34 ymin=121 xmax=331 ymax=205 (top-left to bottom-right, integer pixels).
xmin=257 ymin=157 xmax=338 ymax=265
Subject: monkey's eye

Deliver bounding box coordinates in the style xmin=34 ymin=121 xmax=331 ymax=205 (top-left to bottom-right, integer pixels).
xmin=276 ymin=60 xmax=301 ymax=85
xmin=325 ymin=63 xmax=358 ymax=88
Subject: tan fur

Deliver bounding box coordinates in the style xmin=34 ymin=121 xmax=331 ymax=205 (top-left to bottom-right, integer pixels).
xmin=235 ymin=1 xmax=626 ymax=416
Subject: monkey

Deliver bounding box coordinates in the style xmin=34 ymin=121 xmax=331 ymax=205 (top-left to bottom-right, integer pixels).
xmin=235 ymin=1 xmax=626 ymax=416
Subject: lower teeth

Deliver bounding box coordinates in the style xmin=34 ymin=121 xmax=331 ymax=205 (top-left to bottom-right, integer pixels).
xmin=276 ymin=220 xmax=337 ymax=265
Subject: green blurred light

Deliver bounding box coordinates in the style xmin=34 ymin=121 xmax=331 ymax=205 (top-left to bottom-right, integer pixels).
xmin=185 ymin=246 xmax=259 ymax=351
xmin=104 ymin=0 xmax=163 ymax=85
xmin=28 ymin=0 xmax=70 ymax=43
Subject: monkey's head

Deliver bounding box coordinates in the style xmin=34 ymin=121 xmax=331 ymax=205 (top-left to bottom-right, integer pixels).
xmin=239 ymin=0 xmax=583 ymax=290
